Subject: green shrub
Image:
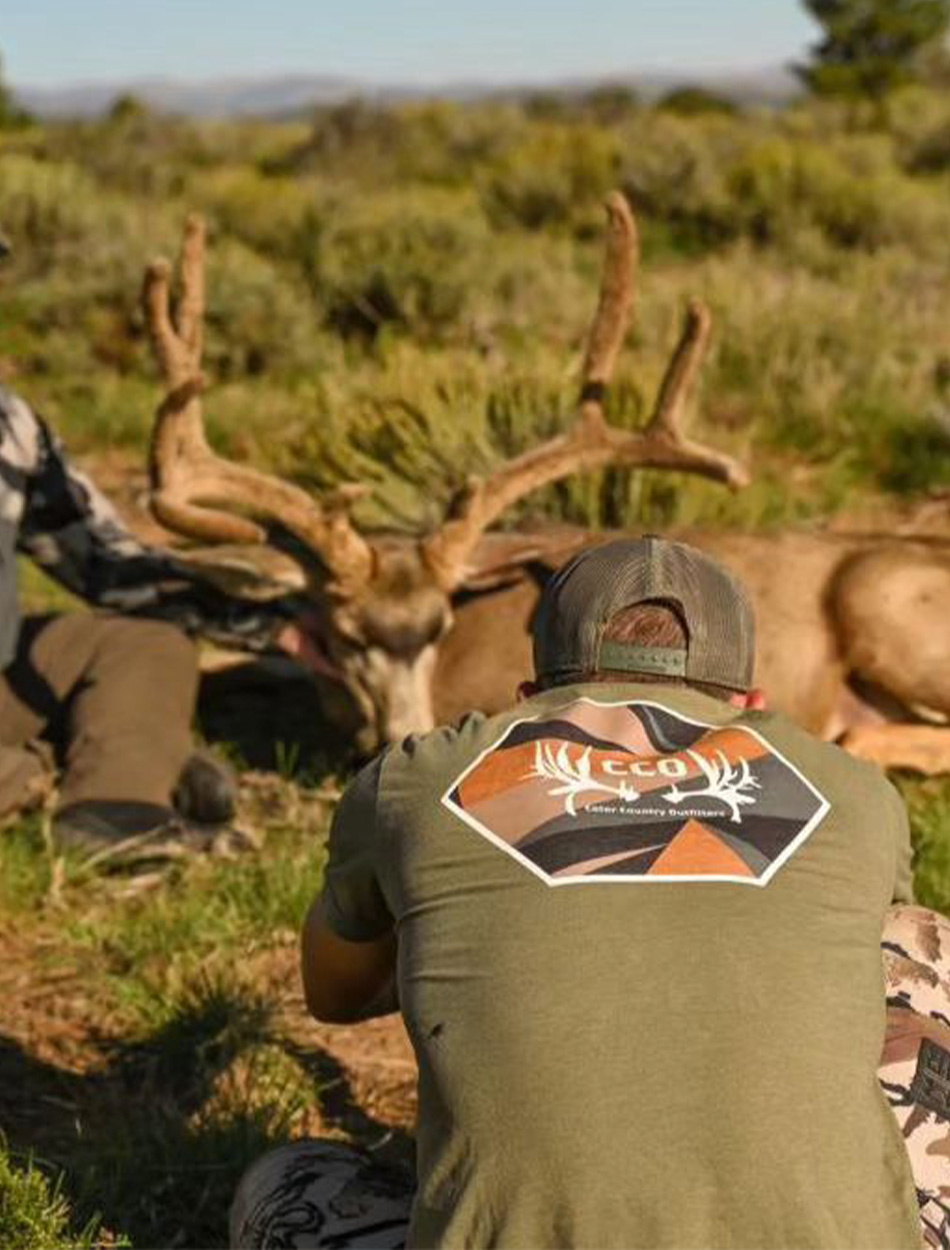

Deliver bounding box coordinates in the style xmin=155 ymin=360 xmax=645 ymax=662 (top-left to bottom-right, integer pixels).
xmin=909 ymin=123 xmax=950 ymax=171
xmin=288 ymin=99 xmax=525 ymax=188
xmin=581 ymin=84 xmax=641 ymax=126
xmin=200 ymin=236 xmax=324 ymax=378
xmin=304 ymin=98 xmax=401 ymax=165
xmin=618 ymin=112 xmax=744 ymax=247
xmin=658 ymin=86 xmax=739 ymax=117
xmin=888 ymin=84 xmax=950 ymax=169
xmin=897 ymin=777 xmax=950 ymax=914
xmin=2 ymin=93 xmax=950 ymax=534
xmin=727 ymin=134 xmax=950 ymax=252
xmin=0 ymin=156 xmax=110 ymax=264
xmin=307 ymin=187 xmax=491 ymax=339
xmin=187 ymin=165 xmax=322 ymax=258
xmin=482 ymin=123 xmax=622 ymax=231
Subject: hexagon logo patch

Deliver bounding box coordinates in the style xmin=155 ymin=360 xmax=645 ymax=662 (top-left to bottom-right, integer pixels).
xmin=442 ymin=698 xmax=830 ymax=888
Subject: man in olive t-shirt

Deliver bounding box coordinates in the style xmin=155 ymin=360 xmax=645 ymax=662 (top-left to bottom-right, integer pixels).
xmin=232 ymin=538 xmax=941 ymax=1250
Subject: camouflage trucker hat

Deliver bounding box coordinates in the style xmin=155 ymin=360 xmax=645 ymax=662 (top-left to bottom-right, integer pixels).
xmin=532 ymin=537 xmax=756 ymax=692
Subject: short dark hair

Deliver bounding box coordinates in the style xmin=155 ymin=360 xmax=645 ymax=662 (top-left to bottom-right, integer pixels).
xmin=539 ymin=600 xmax=737 ymax=701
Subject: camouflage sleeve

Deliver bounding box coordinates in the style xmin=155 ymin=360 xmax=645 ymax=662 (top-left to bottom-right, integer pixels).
xmin=321 ymin=756 xmax=395 ymax=942
xmin=16 ymin=406 xmax=290 ymax=650
xmin=890 ymin=782 xmax=916 ymax=906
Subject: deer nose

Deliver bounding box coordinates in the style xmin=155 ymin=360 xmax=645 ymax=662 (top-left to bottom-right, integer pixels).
xmin=377 ymin=683 xmax=437 ymax=746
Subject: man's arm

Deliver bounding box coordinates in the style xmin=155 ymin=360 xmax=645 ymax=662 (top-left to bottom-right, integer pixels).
xmin=14 ymin=398 xmax=289 ymax=649
xmin=301 ymin=897 xmax=397 ymax=1024
xmin=301 ymin=756 xmax=399 ymax=1024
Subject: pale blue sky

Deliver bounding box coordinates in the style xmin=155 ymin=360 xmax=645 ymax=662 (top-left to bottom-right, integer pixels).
xmin=5 ymin=1 xmax=817 ymax=86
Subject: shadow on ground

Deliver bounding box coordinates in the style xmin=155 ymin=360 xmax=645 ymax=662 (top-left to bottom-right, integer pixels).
xmin=197 ymin=659 xmax=360 ymax=776
xmin=0 ymin=979 xmax=413 ymax=1248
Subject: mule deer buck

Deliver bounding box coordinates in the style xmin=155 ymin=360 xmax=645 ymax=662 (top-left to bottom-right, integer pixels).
xmin=142 ymin=196 xmax=950 ymax=773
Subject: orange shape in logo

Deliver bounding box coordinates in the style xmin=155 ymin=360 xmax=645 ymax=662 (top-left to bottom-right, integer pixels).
xmin=648 ymin=820 xmax=755 ymax=878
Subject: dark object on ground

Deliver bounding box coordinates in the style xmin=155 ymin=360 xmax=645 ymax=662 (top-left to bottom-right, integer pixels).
xmin=197 ymin=656 xmax=351 ymax=774
xmin=173 ymin=750 xmax=238 ymax=825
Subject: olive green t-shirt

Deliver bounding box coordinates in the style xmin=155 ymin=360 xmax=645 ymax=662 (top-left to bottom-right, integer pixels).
xmin=321 ymin=683 xmax=921 ymax=1250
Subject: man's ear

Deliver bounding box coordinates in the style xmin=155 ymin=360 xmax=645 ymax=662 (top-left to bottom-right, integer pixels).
xmin=517 ymin=680 xmax=539 ymax=703
xmin=730 ymin=688 xmax=767 ymax=711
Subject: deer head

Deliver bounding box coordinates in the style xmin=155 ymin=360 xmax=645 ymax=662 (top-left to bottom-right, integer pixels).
xmin=142 ymin=194 xmax=748 ymax=754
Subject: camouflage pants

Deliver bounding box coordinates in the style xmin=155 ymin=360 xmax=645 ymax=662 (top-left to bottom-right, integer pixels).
xmin=232 ymin=905 xmax=950 ymax=1250
xmin=882 ymin=905 xmax=950 ymax=1249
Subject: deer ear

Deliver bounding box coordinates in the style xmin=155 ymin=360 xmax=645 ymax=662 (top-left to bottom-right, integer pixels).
xmin=451 ymin=529 xmax=592 ymax=594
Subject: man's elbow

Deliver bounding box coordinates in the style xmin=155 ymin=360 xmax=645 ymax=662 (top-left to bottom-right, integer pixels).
xmin=303 ymin=981 xmax=363 ymax=1025
xmin=300 ymin=902 xmax=397 ymax=1024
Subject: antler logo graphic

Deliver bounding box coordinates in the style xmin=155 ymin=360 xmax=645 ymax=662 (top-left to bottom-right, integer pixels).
xmin=527 ymin=742 xmax=640 ymax=817
xmin=662 ymin=749 xmax=761 ymax=824
xmin=527 ymin=742 xmax=762 ymax=824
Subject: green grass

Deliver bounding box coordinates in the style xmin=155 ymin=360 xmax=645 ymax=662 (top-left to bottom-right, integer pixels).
xmin=896 ymin=775 xmax=950 ymax=914
xmin=71 ymin=827 xmax=325 ymax=1026
xmin=16 ymin=561 xmax=80 ymax=617
xmin=0 ymin=1141 xmax=117 ymax=1250
xmin=0 ymin=816 xmax=56 ymax=915
xmin=0 ymin=786 xmax=333 ymax=1248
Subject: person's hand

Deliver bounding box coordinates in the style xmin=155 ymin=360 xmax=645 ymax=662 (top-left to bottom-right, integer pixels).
xmin=277 ymin=612 xmax=342 ymax=682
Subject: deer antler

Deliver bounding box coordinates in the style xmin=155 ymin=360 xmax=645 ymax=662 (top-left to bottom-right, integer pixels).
xmin=142 ymin=214 xmax=373 ymax=593
xmin=422 ymin=191 xmax=749 ymax=590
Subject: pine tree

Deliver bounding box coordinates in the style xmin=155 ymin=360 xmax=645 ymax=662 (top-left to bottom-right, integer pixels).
xmin=0 ymin=53 xmax=30 ymax=129
xmin=798 ymin=0 xmax=950 ymax=100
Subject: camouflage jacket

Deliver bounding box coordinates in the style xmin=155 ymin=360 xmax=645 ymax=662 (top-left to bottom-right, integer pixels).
xmin=0 ymin=384 xmax=290 ymax=669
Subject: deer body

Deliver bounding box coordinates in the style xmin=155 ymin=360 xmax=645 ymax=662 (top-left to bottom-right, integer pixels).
xmin=436 ymin=528 xmax=950 ymax=772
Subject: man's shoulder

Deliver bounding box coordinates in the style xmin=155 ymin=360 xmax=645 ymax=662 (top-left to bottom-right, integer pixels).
xmin=744 ymin=705 xmax=861 ymax=765
xmin=374 ymin=705 xmax=532 ymax=799
xmin=381 ymin=709 xmax=496 ymax=773
xmin=742 ymin=706 xmax=900 ymax=802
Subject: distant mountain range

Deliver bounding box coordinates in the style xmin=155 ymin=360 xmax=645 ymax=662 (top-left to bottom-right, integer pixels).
xmin=13 ymin=66 xmax=799 ymax=120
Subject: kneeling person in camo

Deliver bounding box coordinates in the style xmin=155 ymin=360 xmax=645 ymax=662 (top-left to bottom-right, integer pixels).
xmin=235 ymin=538 xmax=948 ymax=1249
